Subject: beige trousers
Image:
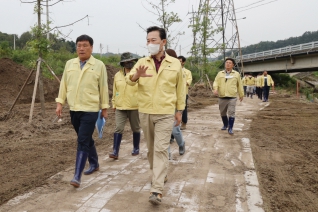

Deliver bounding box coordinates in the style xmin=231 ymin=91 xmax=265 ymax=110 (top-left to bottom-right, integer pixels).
xmin=139 ymin=112 xmax=174 ymax=194
xmin=115 ymin=109 xmax=140 ymax=134
xmin=218 ymin=98 xmax=237 ymax=118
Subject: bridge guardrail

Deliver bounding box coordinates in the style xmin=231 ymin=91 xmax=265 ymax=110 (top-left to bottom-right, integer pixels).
xmin=236 ymin=41 xmax=318 ymax=60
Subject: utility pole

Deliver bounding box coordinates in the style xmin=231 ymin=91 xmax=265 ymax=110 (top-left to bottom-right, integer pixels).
xmin=100 ymin=43 xmax=103 ymax=57
xmin=202 ymin=0 xmax=209 ymax=77
xmin=46 ymin=0 xmax=49 ymax=40
xmin=13 ymin=35 xmax=16 ymax=50
xmin=107 ymin=45 xmax=109 ymax=53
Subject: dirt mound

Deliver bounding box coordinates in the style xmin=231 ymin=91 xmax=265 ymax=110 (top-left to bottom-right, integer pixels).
xmin=0 ymin=58 xmax=60 ymax=110
xmin=188 ymin=82 xmax=218 ymax=109
xmin=106 ymin=64 xmax=120 ymax=99
xmin=189 ymin=82 xmax=214 ymax=98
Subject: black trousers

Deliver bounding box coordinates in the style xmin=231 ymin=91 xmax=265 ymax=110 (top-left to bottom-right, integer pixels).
xmin=182 ymin=94 xmax=189 ymax=124
xmin=70 ymin=111 xmax=99 ymax=152
xmin=258 ymin=87 xmax=263 ymax=99
xmin=263 ymin=86 xmax=270 ymax=100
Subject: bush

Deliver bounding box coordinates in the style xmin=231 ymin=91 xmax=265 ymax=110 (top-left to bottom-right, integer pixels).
xmin=0 ymin=41 xmax=12 ymax=57
xmin=12 ymin=50 xmax=36 ymax=64
xmin=272 ymin=73 xmax=296 ymax=88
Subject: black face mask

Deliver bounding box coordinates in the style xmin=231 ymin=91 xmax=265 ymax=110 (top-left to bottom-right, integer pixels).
xmin=124 ymin=62 xmax=134 ymax=69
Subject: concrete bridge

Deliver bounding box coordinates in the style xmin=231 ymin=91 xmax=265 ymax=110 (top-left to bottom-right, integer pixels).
xmin=236 ymin=41 xmax=318 ymax=73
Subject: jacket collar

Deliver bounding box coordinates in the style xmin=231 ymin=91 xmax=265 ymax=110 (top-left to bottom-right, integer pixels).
xmin=146 ymin=53 xmax=173 ymax=63
xmin=73 ymin=55 xmax=96 ymax=65
xmin=222 ymin=69 xmax=234 ymax=74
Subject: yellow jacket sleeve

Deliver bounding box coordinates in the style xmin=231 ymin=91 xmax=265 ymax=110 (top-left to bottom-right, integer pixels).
xmin=112 ymin=74 xmax=117 ymax=108
xmin=55 ymin=61 xmax=69 ymax=105
xmin=177 ymin=67 xmax=186 ymax=110
xmin=99 ymin=64 xmax=109 ymax=109
xmin=238 ymin=75 xmax=244 ymax=98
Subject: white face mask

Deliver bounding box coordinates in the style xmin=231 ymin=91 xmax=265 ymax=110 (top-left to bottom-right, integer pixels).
xmin=147 ymin=43 xmax=161 ymax=55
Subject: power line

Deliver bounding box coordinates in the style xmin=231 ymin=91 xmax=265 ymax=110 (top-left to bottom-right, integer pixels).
xmin=235 ymin=0 xmax=268 ymax=10
xmin=236 ymin=0 xmax=278 ymax=13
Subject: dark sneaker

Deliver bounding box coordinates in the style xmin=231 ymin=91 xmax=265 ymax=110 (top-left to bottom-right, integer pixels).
xmin=179 ymin=143 xmax=185 ymax=155
xmin=149 ymin=192 xmax=162 ymax=205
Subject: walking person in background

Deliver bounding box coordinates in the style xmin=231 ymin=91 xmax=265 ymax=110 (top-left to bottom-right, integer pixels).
xmin=242 ymin=73 xmax=247 ymax=97
xmin=260 ymin=70 xmax=274 ymax=102
xmin=165 ymin=49 xmax=186 ymax=156
xmin=109 ymin=52 xmax=141 ymax=159
xmin=245 ymin=73 xmax=255 ymax=99
xmin=55 ymin=35 xmax=109 ymax=187
xmin=178 ymin=56 xmax=192 ymax=130
xmin=213 ymin=58 xmax=244 ymax=135
xmin=255 ymin=73 xmax=262 ymax=100
xmin=126 ymin=26 xmax=185 ymax=205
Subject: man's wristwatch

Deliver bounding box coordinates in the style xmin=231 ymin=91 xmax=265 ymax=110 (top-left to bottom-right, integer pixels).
xmin=176 ymin=110 xmax=183 ymax=113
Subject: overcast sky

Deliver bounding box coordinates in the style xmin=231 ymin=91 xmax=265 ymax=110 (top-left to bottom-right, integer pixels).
xmin=1 ymin=0 xmax=318 ymax=57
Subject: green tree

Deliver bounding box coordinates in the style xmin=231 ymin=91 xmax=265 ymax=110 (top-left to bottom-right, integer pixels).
xmin=0 ymin=41 xmax=12 ymax=57
xmin=189 ymin=0 xmax=222 ymax=80
xmin=142 ymin=0 xmax=183 ymax=49
xmin=19 ymin=31 xmax=32 ymax=49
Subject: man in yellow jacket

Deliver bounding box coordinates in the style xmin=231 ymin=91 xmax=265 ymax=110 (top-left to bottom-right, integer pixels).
xmin=244 ymin=74 xmax=255 ymax=99
xmin=109 ymin=52 xmax=140 ymax=159
xmin=55 ymin=35 xmax=109 ymax=187
xmin=255 ymin=73 xmax=262 ymax=100
xmin=126 ymin=26 xmax=185 ymax=205
xmin=260 ymin=70 xmax=274 ymax=102
xmin=213 ymin=58 xmax=244 ymax=135
xmin=178 ymin=55 xmax=192 ymax=130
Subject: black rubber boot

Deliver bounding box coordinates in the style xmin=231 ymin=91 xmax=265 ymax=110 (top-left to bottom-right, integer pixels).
xmin=131 ymin=132 xmax=140 ymax=156
xmin=84 ymin=145 xmax=99 ymax=175
xmin=228 ymin=117 xmax=235 ymax=135
xmin=221 ymin=116 xmax=228 ymax=130
xmin=109 ymin=133 xmax=122 ymax=159
xmin=70 ymin=151 xmax=88 ymax=187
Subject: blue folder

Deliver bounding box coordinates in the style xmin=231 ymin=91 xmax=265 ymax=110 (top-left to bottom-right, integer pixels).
xmin=95 ymin=110 xmax=106 ymax=138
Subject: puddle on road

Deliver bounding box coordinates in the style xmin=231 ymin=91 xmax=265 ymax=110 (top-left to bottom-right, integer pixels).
xmin=206 ymin=171 xmax=225 ymax=184
xmin=240 ymin=138 xmax=255 ymax=169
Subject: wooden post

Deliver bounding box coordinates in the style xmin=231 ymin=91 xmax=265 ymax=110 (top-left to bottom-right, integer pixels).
xmin=296 ymin=80 xmax=299 ymax=98
xmin=38 ymin=65 xmax=46 ymax=117
xmin=7 ymin=68 xmax=35 ymax=115
xmin=43 ymin=60 xmax=61 ymax=83
xmin=205 ymin=74 xmax=214 ymax=96
xmin=29 ymin=60 xmax=41 ymax=123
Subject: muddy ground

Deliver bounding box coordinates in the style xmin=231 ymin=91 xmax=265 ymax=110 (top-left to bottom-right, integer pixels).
xmin=0 ymin=58 xmax=318 ymax=211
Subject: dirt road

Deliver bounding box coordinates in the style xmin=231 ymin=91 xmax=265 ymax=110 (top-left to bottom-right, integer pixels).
xmin=0 ymin=97 xmax=267 ymax=212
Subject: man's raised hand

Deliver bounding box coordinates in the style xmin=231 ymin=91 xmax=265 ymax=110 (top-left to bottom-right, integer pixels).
xmin=136 ymin=65 xmax=152 ymax=78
